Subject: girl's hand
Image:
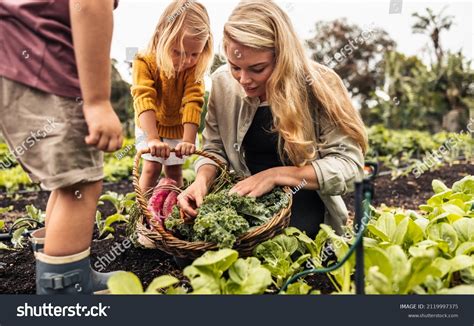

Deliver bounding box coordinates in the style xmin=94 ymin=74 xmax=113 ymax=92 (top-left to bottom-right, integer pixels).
xmin=229 ymin=169 xmax=277 ymax=197
xmin=148 ymin=138 xmax=170 ymax=159
xmin=177 ymin=178 xmax=209 ymax=219
xmin=175 ymin=141 xmax=196 ymax=158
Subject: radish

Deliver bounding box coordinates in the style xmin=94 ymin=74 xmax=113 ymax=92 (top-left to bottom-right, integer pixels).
xmin=162 ymin=191 xmax=178 ymax=219
xmin=147 ymin=178 xmax=177 ymax=217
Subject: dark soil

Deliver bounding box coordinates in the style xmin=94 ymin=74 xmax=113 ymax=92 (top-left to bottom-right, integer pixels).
xmin=343 ymin=163 xmax=474 ymax=213
xmin=1 ymin=163 xmax=472 ymax=294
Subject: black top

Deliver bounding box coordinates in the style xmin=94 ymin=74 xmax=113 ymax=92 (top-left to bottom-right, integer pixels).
xmin=242 ymin=105 xmax=325 ymax=238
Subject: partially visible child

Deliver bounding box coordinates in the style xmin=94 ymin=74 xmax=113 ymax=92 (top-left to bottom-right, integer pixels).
xmin=132 ymin=0 xmax=213 ymax=193
xmin=0 ymin=0 xmax=123 ymax=294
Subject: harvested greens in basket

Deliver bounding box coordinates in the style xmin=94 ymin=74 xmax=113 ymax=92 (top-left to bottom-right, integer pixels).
xmin=164 ymin=185 xmax=290 ymax=248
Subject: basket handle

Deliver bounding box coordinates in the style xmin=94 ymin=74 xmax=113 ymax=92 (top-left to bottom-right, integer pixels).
xmin=132 ymin=148 xmax=228 ymax=225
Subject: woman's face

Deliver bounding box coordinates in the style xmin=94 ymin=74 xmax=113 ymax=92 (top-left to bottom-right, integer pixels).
xmin=225 ymin=40 xmax=275 ymax=101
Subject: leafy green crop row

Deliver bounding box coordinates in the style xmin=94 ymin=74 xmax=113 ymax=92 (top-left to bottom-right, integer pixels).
xmin=109 ymin=175 xmax=474 ymax=295
xmin=367 ymin=125 xmax=473 ymax=178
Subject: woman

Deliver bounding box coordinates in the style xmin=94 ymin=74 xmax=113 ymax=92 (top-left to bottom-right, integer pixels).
xmin=177 ymin=0 xmax=367 ymax=237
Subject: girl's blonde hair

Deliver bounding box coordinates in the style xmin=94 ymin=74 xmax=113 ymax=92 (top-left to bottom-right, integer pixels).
xmin=223 ymin=0 xmax=368 ymax=166
xmin=146 ymin=0 xmax=213 ymax=81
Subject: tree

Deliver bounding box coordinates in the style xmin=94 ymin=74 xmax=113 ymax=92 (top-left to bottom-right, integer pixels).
xmin=306 ymin=19 xmax=396 ymax=110
xmin=366 ymin=50 xmax=473 ymax=132
xmin=412 ymin=7 xmax=454 ymax=65
xmin=412 ymin=7 xmax=473 ymax=131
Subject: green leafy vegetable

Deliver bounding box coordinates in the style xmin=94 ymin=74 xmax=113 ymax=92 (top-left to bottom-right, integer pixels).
xmin=165 ymin=186 xmax=289 ymax=248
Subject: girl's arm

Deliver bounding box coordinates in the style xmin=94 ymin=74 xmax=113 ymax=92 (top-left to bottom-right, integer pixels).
xmin=131 ymin=57 xmax=159 ymax=135
xmin=183 ymin=123 xmax=198 ymax=144
xmin=175 ymin=123 xmax=198 ymax=158
xmin=138 ymin=111 xmax=159 ymax=141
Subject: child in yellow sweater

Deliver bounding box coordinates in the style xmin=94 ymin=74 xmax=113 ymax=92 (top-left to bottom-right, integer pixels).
xmin=132 ymin=0 xmax=213 ymax=192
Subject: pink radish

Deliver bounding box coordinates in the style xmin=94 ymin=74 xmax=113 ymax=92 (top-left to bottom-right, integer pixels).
xmin=147 ymin=178 xmax=177 ymax=217
xmin=162 ymin=191 xmax=178 ymax=219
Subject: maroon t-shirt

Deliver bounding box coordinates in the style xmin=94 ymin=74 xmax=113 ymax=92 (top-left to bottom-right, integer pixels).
xmin=0 ymin=0 xmax=118 ymax=99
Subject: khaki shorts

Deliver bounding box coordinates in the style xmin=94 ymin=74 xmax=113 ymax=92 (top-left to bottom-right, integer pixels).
xmin=0 ymin=77 xmax=103 ymax=191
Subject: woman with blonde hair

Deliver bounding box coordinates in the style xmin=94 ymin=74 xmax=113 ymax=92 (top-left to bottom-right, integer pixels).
xmin=132 ymin=0 xmax=213 ymax=192
xmin=178 ymin=0 xmax=367 ymax=236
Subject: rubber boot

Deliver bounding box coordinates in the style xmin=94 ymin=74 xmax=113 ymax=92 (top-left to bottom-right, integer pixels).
xmin=30 ymin=228 xmax=116 ymax=291
xmin=35 ymin=248 xmax=119 ymax=294
xmin=29 ymin=227 xmax=45 ymax=252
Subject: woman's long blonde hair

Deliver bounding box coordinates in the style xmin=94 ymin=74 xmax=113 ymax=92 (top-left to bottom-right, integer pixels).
xmin=223 ymin=0 xmax=368 ymax=166
xmin=146 ymin=0 xmax=213 ymax=81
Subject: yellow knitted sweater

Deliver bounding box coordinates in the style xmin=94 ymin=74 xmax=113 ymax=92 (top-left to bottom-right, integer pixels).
xmin=131 ymin=55 xmax=204 ymax=139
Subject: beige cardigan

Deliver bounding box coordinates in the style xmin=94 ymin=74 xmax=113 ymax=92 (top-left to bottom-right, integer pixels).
xmin=195 ymin=64 xmax=365 ymax=234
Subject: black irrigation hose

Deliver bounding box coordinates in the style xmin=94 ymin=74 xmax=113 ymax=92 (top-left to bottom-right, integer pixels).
xmin=0 ymin=218 xmax=44 ymax=241
xmin=279 ymin=190 xmax=372 ymax=293
xmin=279 ymin=162 xmax=378 ymax=294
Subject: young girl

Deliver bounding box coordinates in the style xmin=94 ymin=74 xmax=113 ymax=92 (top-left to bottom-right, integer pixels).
xmin=132 ymin=0 xmax=213 ymax=193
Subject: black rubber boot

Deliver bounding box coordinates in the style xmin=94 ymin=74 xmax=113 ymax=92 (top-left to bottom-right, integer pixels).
xmin=35 ymin=248 xmax=118 ymax=295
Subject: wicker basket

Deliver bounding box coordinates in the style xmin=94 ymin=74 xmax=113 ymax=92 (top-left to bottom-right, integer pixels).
xmin=133 ymin=148 xmax=293 ymax=259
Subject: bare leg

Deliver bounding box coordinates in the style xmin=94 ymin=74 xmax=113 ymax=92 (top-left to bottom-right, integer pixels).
xmin=45 ymin=190 xmax=58 ymax=227
xmin=44 ymin=180 xmax=102 ymax=256
xmin=164 ymin=164 xmax=183 ymax=188
xmin=139 ymin=160 xmax=163 ymax=194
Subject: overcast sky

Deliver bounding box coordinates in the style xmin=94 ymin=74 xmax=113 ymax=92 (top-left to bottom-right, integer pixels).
xmin=111 ymin=0 xmax=473 ymax=82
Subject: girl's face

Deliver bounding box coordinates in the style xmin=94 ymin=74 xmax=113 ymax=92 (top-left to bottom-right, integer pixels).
xmin=171 ymin=33 xmax=207 ymax=72
xmin=226 ymin=40 xmax=275 ymax=101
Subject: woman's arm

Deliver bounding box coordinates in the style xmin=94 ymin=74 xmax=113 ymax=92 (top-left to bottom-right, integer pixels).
xmin=193 ymin=73 xmax=229 ymax=173
xmin=310 ymin=69 xmax=365 ymax=196
xmin=229 ymin=165 xmax=319 ymax=197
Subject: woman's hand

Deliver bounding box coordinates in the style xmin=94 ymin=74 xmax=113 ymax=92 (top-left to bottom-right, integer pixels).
xmin=175 ymin=141 xmax=196 ymax=158
xmin=229 ymin=169 xmax=277 ymax=197
xmin=148 ymin=138 xmax=170 ymax=158
xmin=177 ymin=178 xmax=209 ymax=220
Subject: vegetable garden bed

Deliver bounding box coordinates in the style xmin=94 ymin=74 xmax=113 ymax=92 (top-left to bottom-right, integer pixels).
xmin=1 ymin=163 xmax=472 ymax=294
